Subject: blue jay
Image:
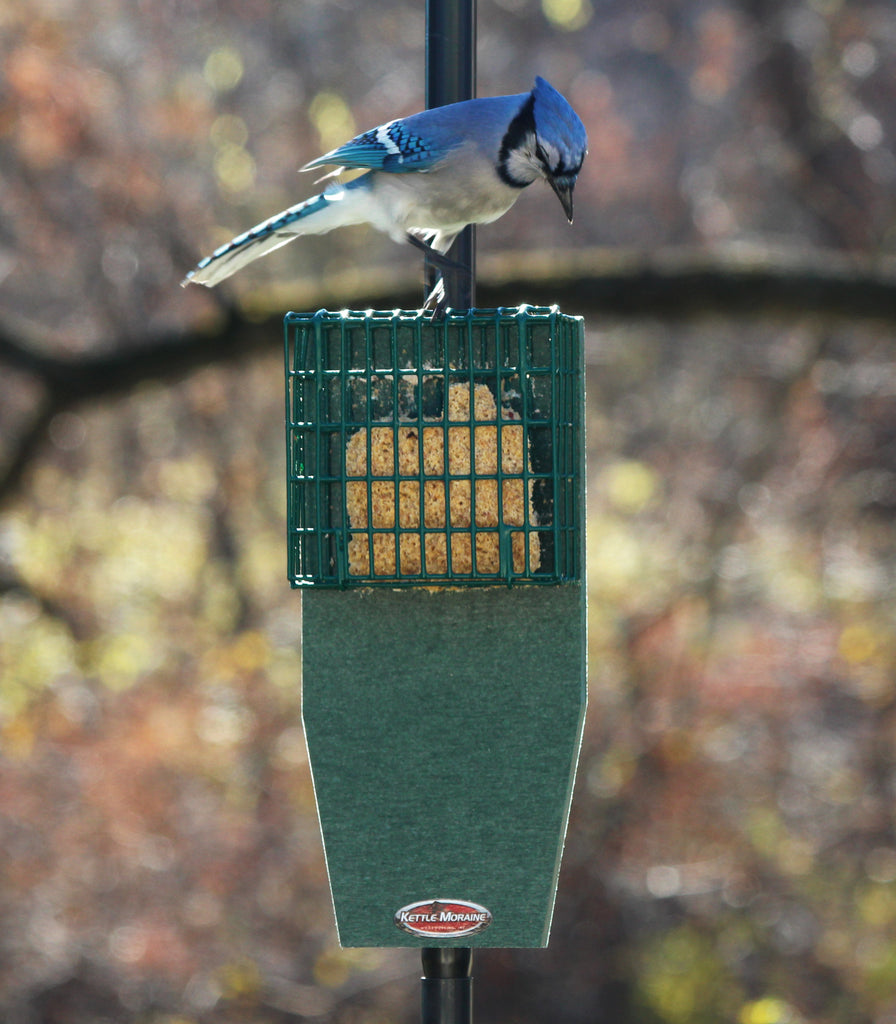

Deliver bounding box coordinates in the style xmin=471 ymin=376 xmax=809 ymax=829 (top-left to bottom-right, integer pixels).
xmin=182 ymin=76 xmax=587 ymax=304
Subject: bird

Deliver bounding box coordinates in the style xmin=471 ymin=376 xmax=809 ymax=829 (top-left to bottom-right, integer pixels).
xmin=182 ymin=76 xmax=587 ymax=307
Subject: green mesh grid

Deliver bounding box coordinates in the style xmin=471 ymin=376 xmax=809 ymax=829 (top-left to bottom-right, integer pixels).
xmin=284 ymin=305 xmax=584 ymax=587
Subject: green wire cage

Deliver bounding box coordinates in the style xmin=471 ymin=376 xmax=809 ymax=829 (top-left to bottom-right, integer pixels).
xmin=285 ymin=305 xmax=584 ymax=588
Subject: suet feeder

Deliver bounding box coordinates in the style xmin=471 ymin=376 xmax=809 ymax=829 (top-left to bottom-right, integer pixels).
xmin=285 ymin=305 xmax=587 ymax=948
xmin=286 ymin=1 xmax=587 ymax=1019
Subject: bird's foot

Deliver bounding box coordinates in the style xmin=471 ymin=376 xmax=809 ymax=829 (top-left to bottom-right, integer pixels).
xmin=423 ymin=277 xmax=449 ymax=320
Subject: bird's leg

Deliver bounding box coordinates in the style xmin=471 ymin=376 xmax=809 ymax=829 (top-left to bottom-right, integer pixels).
xmin=405 ymin=233 xmax=468 ymax=274
xmin=406 ymin=233 xmax=469 ymax=319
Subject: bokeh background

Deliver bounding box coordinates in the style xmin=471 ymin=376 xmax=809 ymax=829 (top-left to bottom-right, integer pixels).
xmin=2 ymin=1 xmax=896 ymax=1022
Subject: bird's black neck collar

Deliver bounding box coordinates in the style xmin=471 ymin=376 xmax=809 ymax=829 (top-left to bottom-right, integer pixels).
xmin=497 ymin=93 xmax=537 ymax=188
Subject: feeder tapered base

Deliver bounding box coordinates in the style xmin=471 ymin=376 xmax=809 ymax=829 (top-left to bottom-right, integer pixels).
xmin=301 ymin=585 xmax=586 ymax=948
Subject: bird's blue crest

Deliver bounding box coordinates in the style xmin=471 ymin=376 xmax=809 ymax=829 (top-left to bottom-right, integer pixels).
xmin=531 ymin=76 xmax=588 ymax=173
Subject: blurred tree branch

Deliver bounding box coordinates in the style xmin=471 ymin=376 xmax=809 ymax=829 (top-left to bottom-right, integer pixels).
xmin=478 ymin=246 xmax=896 ymax=320
xmin=1 ymin=245 xmax=895 ymax=509
xmin=0 ymin=566 xmax=85 ymax=636
xmin=0 ymin=304 xmax=268 ymax=506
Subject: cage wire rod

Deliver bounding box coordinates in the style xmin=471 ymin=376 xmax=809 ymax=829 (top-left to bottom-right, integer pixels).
xmin=516 ymin=311 xmax=532 ymax=576
xmin=425 ymin=0 xmax=477 ymax=309
xmin=422 ymin=0 xmax=477 ymax=1016
xmin=465 ymin=319 xmax=478 ymax=576
xmin=313 ymin=318 xmax=329 ymax=584
xmin=413 ymin=315 xmax=425 ymax=573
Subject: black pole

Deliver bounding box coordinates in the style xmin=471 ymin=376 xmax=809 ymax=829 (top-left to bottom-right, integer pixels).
xmin=425 ymin=0 xmax=477 ymax=308
xmin=421 ymin=947 xmax=473 ymax=1024
xmin=420 ymin=0 xmax=476 ymax=1013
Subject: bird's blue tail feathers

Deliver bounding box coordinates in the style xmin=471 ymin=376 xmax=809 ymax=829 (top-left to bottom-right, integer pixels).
xmin=182 ymin=175 xmax=370 ymax=287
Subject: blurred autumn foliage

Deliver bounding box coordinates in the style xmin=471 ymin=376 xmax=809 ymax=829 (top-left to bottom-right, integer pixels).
xmin=2 ymin=1 xmax=896 ymax=1023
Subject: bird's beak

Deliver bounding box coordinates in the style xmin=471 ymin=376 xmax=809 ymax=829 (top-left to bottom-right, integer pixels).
xmin=549 ymin=178 xmax=575 ymax=223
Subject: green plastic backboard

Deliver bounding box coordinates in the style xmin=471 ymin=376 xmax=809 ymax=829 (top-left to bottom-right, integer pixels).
xmin=288 ymin=307 xmax=587 ymax=947
xmin=302 ymin=586 xmax=586 ymax=947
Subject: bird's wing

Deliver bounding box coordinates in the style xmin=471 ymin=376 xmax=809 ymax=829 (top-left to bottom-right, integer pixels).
xmin=301 ymin=116 xmax=457 ymax=174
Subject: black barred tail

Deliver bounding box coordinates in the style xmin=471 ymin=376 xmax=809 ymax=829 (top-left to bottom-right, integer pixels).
xmin=182 ymin=177 xmax=371 ymax=288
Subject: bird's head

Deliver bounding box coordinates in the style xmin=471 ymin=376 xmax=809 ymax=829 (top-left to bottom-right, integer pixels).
xmin=498 ymin=76 xmax=588 ymax=223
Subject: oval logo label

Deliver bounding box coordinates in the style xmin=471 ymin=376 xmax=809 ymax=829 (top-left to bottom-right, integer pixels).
xmin=394 ymin=899 xmax=493 ymax=938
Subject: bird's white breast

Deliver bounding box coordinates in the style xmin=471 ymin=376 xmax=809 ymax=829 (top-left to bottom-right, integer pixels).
xmin=368 ymin=141 xmax=523 ymax=239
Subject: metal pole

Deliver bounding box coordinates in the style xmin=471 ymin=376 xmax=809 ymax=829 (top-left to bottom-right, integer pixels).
xmin=421 ymin=947 xmax=473 ymax=1024
xmin=419 ymin=0 xmax=477 ymax=1007
xmin=421 ymin=1 xmax=476 ymax=1014
xmin=425 ymin=0 xmax=477 ymax=308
